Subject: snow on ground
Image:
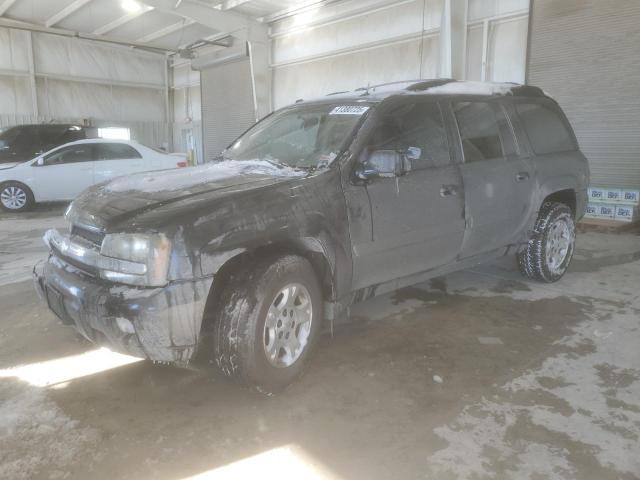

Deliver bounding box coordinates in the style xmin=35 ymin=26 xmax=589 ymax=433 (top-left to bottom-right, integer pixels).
xmin=0 ymin=379 xmax=99 ymax=480
xmin=418 ymin=234 xmax=640 ymax=479
xmin=427 ymin=300 xmax=640 ymax=479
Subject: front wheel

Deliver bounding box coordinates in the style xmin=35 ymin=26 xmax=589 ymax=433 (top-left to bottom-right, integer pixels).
xmin=0 ymin=182 xmax=34 ymax=212
xmin=517 ymin=202 xmax=576 ymax=283
xmin=213 ymin=255 xmax=323 ymax=394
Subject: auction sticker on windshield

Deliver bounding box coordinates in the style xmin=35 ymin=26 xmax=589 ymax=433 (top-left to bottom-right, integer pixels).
xmin=330 ymin=105 xmax=370 ymax=115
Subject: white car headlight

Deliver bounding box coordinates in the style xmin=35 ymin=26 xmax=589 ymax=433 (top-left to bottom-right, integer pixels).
xmin=100 ymin=233 xmax=171 ymax=287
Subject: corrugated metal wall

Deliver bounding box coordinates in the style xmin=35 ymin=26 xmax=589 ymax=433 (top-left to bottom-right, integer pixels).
xmin=527 ymin=0 xmax=640 ymax=188
xmin=0 ymin=26 xmax=171 ymax=150
xmin=200 ymin=59 xmax=255 ymax=162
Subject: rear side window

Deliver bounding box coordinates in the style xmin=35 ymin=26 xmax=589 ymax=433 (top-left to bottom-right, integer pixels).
xmin=60 ymin=127 xmax=86 ymax=144
xmin=453 ymin=102 xmax=504 ymax=162
xmin=95 ymin=143 xmax=142 ymax=160
xmin=516 ymin=103 xmax=576 ymax=154
xmin=38 ymin=126 xmax=66 ymax=148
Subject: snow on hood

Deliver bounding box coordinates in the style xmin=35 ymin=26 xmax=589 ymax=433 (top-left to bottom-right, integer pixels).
xmin=426 ymin=81 xmax=516 ymax=96
xmin=103 ymin=160 xmax=306 ymax=194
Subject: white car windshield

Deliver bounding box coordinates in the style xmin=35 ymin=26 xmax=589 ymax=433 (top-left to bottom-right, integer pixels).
xmin=222 ymin=103 xmax=371 ymax=170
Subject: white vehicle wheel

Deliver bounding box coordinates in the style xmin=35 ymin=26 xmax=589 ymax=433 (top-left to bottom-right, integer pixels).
xmin=0 ymin=183 xmax=34 ymax=212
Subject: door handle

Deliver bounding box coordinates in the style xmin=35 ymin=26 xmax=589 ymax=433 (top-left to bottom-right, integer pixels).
xmin=440 ymin=185 xmax=458 ymax=197
xmin=515 ymin=172 xmax=530 ymax=182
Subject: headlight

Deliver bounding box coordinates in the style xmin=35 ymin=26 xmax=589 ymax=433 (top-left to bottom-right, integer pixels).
xmin=100 ymin=233 xmax=171 ymax=287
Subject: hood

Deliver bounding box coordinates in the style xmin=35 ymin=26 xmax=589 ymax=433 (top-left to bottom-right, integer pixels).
xmin=67 ymin=160 xmax=308 ymax=230
xmin=0 ymin=162 xmax=21 ymax=170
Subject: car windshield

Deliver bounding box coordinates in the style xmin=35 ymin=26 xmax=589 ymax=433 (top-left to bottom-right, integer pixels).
xmin=222 ymin=103 xmax=371 ymax=170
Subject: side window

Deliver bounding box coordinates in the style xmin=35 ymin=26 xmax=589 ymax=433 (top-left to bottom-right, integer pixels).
xmin=95 ymin=143 xmax=142 ymax=160
xmin=39 ymin=127 xmax=66 ymax=150
xmin=43 ymin=145 xmax=93 ymax=166
xmin=367 ymin=101 xmax=450 ymax=170
xmin=60 ymin=127 xmax=86 ymax=144
xmin=9 ymin=128 xmax=35 ymax=153
xmin=516 ymin=102 xmax=577 ymax=155
xmin=453 ymin=102 xmax=504 ymax=162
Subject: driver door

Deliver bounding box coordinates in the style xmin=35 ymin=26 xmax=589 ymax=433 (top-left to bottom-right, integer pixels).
xmin=347 ymin=99 xmax=466 ymax=290
xmin=33 ymin=144 xmax=95 ymax=201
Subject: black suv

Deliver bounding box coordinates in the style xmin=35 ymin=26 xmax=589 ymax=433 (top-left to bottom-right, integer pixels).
xmin=35 ymin=80 xmax=589 ymax=393
xmin=0 ymin=124 xmax=93 ymax=164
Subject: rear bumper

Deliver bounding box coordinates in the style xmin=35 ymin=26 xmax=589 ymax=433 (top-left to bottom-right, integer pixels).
xmin=34 ymin=255 xmax=213 ymax=364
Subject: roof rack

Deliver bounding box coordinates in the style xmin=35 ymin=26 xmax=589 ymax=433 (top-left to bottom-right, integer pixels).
xmin=508 ymin=85 xmax=545 ymax=97
xmin=316 ymin=79 xmax=547 ymax=102
xmin=354 ymin=79 xmax=433 ymax=95
xmin=406 ymin=78 xmax=456 ymax=91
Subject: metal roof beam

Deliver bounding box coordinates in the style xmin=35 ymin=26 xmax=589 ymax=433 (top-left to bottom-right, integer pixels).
xmin=0 ymin=0 xmax=17 ymax=16
xmin=93 ymin=5 xmax=153 ymax=35
xmin=220 ymin=0 xmax=252 ymax=10
xmin=45 ymin=0 xmax=93 ymax=27
xmin=0 ymin=17 xmax=172 ymax=54
xmin=137 ymin=18 xmax=195 ymax=43
xmin=140 ymin=0 xmax=260 ymax=40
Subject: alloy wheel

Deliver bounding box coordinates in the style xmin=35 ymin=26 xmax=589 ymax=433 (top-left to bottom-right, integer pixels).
xmin=1 ymin=186 xmax=27 ymax=210
xmin=263 ymin=283 xmax=313 ymax=368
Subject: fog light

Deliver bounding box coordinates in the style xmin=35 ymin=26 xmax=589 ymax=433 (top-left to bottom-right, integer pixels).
xmin=115 ymin=317 xmax=135 ymax=334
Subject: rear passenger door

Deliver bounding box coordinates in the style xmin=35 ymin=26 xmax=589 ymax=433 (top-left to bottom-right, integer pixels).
xmin=93 ymin=143 xmax=144 ymax=185
xmin=452 ymin=100 xmax=535 ymax=258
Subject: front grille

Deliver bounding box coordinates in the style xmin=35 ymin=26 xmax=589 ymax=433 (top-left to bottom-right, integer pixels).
xmin=71 ymin=224 xmax=105 ymax=247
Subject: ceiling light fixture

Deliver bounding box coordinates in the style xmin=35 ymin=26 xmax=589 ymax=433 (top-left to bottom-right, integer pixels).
xmin=121 ymin=0 xmax=143 ymax=14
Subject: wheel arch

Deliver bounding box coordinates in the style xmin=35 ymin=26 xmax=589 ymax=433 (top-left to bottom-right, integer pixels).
xmin=199 ymin=239 xmax=337 ymax=337
xmin=537 ymin=176 xmax=579 ymax=217
xmin=542 ymin=189 xmax=577 ymax=217
xmin=0 ymin=179 xmax=35 ymax=195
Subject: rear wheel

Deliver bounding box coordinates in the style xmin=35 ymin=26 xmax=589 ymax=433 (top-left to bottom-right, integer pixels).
xmin=213 ymin=255 xmax=323 ymax=394
xmin=517 ymin=202 xmax=575 ymax=283
xmin=0 ymin=182 xmax=34 ymax=212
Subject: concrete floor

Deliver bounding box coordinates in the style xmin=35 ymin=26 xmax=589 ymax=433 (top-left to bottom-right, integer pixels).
xmin=1 ymin=204 xmax=639 ymax=480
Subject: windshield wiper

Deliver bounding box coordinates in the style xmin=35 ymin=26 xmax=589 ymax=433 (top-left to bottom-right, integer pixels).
xmin=263 ymin=158 xmax=314 ymax=172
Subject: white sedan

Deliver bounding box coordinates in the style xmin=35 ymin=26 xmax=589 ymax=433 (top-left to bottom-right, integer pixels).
xmin=0 ymin=139 xmax=187 ymax=212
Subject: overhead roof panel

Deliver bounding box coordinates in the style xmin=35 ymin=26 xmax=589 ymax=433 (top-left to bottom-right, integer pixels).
xmin=149 ymin=23 xmax=221 ymax=50
xmin=56 ymin=0 xmax=140 ymax=32
xmin=4 ymin=0 xmax=78 ymax=25
xmin=233 ymin=0 xmax=311 ymax=19
xmin=106 ymin=8 xmax=191 ymax=40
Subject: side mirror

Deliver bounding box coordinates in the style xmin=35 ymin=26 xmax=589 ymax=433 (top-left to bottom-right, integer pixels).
xmin=355 ymin=150 xmax=402 ymax=181
xmin=35 ymin=157 xmax=44 ymax=166
xmin=406 ymin=146 xmax=421 ymax=161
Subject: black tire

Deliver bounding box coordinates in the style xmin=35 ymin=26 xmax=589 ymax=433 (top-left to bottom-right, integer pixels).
xmin=517 ymin=202 xmax=576 ymax=283
xmin=213 ymin=255 xmax=323 ymax=394
xmin=0 ymin=182 xmax=35 ymax=212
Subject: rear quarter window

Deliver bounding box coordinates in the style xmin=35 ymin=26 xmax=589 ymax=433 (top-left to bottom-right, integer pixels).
xmin=516 ymin=102 xmax=577 ymax=155
xmin=95 ymin=143 xmax=142 ymax=160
